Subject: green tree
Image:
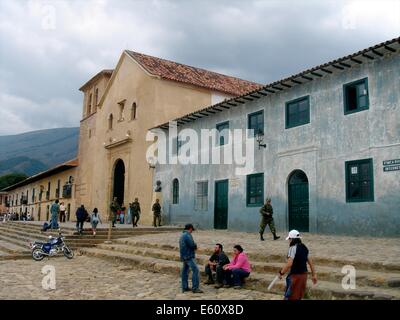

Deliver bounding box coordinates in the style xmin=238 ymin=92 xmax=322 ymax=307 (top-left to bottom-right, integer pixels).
xmin=0 ymin=173 xmax=28 ymax=190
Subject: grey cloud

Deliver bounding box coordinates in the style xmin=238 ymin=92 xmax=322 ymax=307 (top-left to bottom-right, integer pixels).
xmin=0 ymin=0 xmax=398 ymax=135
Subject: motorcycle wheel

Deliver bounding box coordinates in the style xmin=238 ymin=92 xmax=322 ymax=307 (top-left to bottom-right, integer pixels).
xmin=32 ymin=248 xmax=45 ymax=261
xmin=63 ymin=246 xmax=74 ymax=259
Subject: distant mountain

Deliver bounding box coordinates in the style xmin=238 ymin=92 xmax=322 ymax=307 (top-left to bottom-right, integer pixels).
xmin=0 ymin=127 xmax=79 ymax=176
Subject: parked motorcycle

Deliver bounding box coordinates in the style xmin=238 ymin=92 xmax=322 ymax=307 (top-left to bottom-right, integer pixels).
xmin=29 ymin=231 xmax=74 ymax=261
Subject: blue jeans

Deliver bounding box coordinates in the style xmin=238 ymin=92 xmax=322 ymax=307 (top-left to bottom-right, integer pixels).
xmin=181 ymin=258 xmax=199 ymax=291
xmin=50 ymin=214 xmax=59 ymax=229
xmin=224 ymin=268 xmax=250 ymax=286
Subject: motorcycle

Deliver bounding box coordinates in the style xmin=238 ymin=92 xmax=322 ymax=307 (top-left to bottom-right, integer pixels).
xmin=29 ymin=231 xmax=74 ymax=261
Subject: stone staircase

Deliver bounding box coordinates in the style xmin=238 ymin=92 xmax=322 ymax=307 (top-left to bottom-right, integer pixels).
xmin=79 ymin=237 xmax=400 ymax=300
xmin=0 ymin=222 xmax=181 ymax=260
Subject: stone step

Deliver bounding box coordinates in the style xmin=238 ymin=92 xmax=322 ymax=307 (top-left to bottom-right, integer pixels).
xmin=0 ymin=231 xmax=96 ymax=250
xmin=113 ymin=238 xmax=400 ymax=273
xmin=0 ymin=239 xmax=30 ymax=255
xmin=79 ymin=247 xmax=400 ymax=300
xmin=6 ymin=222 xmax=181 ymax=233
xmin=95 ymin=243 xmax=400 ymax=289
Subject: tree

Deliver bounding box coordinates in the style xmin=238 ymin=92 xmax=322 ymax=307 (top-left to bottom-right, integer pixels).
xmin=0 ymin=173 xmax=28 ymax=190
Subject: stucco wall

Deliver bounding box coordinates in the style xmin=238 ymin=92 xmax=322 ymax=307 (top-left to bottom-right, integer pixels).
xmin=155 ymin=53 xmax=400 ymax=236
xmin=76 ymin=52 xmax=225 ymax=225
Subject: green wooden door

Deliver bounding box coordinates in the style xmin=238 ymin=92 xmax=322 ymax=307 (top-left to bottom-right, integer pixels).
xmin=214 ymin=180 xmax=228 ymax=229
xmin=288 ymin=171 xmax=309 ymax=232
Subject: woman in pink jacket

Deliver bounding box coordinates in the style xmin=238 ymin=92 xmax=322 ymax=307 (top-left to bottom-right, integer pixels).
xmin=222 ymin=245 xmax=251 ymax=289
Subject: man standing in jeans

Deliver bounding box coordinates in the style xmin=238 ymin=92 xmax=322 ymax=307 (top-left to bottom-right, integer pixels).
xmin=179 ymin=224 xmax=203 ymax=294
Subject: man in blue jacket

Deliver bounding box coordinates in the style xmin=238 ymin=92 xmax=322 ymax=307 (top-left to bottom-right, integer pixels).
xmin=179 ymin=223 xmax=203 ymax=293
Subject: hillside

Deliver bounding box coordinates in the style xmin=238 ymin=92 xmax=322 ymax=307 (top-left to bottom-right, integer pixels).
xmin=0 ymin=127 xmax=79 ymax=176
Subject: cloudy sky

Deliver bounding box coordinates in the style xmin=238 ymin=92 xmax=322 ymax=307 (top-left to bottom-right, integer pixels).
xmin=0 ymin=0 xmax=398 ymax=135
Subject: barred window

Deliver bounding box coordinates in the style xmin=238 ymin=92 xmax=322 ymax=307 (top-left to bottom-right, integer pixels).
xmin=195 ymin=181 xmax=208 ymax=210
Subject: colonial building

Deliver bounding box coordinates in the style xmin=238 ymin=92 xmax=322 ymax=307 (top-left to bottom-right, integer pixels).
xmin=2 ymin=159 xmax=78 ymax=220
xmin=76 ymin=51 xmax=261 ymax=224
xmin=152 ymin=37 xmax=400 ymax=236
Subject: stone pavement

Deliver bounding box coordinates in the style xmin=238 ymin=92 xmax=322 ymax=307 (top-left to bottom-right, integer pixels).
xmin=134 ymin=230 xmax=400 ymax=267
xmin=0 ymin=255 xmax=280 ymax=300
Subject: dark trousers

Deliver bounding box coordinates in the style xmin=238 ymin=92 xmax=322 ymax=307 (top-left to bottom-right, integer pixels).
xmin=153 ymin=213 xmax=161 ymax=227
xmin=59 ymin=211 xmax=66 ymax=223
xmin=76 ymin=220 xmax=84 ymax=233
xmin=205 ymin=264 xmax=225 ymax=284
xmin=132 ymin=214 xmax=140 ymax=226
xmin=224 ymin=268 xmax=250 ymax=287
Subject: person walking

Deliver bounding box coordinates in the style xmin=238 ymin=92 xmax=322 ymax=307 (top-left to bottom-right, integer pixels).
xmin=91 ymin=208 xmax=102 ymax=236
xmin=223 ymin=245 xmax=251 ymax=289
xmin=109 ymin=197 xmax=120 ymax=228
xmin=203 ymin=243 xmax=230 ymax=288
xmin=59 ymin=202 xmax=66 ymax=223
xmin=179 ymin=223 xmax=203 ymax=293
xmin=152 ymin=199 xmax=162 ymax=227
xmin=50 ymin=199 xmax=60 ymax=229
xmin=75 ymin=204 xmax=87 ymax=235
xmin=278 ymin=230 xmax=317 ymax=300
xmin=259 ymin=198 xmax=280 ymax=241
xmin=130 ymin=198 xmax=141 ymax=227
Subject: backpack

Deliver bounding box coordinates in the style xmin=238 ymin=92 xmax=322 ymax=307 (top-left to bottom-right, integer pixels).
xmin=41 ymin=222 xmax=50 ymax=232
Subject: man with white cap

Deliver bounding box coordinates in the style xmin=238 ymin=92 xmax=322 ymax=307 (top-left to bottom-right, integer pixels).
xmin=278 ymin=230 xmax=317 ymax=300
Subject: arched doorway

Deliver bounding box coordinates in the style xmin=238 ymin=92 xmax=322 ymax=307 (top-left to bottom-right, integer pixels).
xmin=113 ymin=159 xmax=125 ymax=206
xmin=288 ymin=170 xmax=309 ymax=232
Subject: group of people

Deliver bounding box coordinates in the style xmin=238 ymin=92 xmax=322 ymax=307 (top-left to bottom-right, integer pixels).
xmin=1 ymin=212 xmax=32 ymax=222
xmin=109 ymin=197 xmax=162 ymax=228
xmin=179 ymin=222 xmax=317 ymax=300
xmin=179 ymin=224 xmax=252 ymax=294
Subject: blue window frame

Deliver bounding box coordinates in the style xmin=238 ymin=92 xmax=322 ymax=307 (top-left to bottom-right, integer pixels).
xmin=246 ymin=173 xmax=264 ymax=207
xmin=248 ymin=111 xmax=264 ymax=137
xmin=216 ymin=121 xmax=229 ymax=146
xmin=286 ymin=96 xmax=310 ymax=129
xmin=343 ymin=78 xmax=369 ymax=114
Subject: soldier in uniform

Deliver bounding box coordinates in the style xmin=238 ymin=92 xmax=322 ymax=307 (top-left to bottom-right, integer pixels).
xmin=109 ymin=197 xmax=120 ymax=228
xmin=259 ymin=198 xmax=280 ymax=241
xmin=152 ymin=199 xmax=162 ymax=227
xmin=130 ymin=198 xmax=141 ymax=227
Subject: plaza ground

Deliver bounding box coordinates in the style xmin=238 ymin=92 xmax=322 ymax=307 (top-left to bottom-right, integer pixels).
xmin=0 ymin=222 xmax=399 ymax=300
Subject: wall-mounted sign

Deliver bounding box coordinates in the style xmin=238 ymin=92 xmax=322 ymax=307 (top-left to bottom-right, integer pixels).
xmin=383 ymin=159 xmax=400 ymax=172
xmin=383 ymin=159 xmax=400 ymax=166
xmin=384 ymin=165 xmax=400 ymax=172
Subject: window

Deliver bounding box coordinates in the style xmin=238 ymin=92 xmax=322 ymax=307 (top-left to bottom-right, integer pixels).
xmin=32 ymin=188 xmax=35 ymax=203
xmin=247 ymin=173 xmax=264 ymax=206
xmin=118 ymin=100 xmax=125 ymax=121
xmin=346 ymin=158 xmax=374 ymax=202
xmin=108 ymin=114 xmax=113 ymax=130
xmin=216 ymin=121 xmax=229 ymax=146
xmin=248 ymin=111 xmax=264 ymax=137
xmin=94 ymin=88 xmax=98 ymax=109
xmin=88 ymin=93 xmax=92 ymax=115
xmin=56 ymin=179 xmax=60 ymax=198
xmin=286 ymin=96 xmax=310 ymax=128
xmin=344 ymin=78 xmax=369 ymax=114
xmin=131 ymin=102 xmax=137 ymax=120
xmin=195 ymin=181 xmax=208 ymax=210
xmin=172 ymin=178 xmax=179 ymax=204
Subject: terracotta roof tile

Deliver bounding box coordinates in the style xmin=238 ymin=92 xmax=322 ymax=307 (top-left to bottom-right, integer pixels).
xmin=125 ymin=51 xmax=262 ymax=95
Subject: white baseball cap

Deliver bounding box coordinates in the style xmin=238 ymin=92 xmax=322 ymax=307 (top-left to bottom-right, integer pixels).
xmin=286 ymin=229 xmax=301 ymax=240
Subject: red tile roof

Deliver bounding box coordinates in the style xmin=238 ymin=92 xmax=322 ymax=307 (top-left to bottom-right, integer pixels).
xmin=125 ymin=51 xmax=262 ymax=95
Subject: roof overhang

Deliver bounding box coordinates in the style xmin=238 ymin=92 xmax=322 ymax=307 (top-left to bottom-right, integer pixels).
xmin=151 ymin=36 xmax=400 ymax=131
